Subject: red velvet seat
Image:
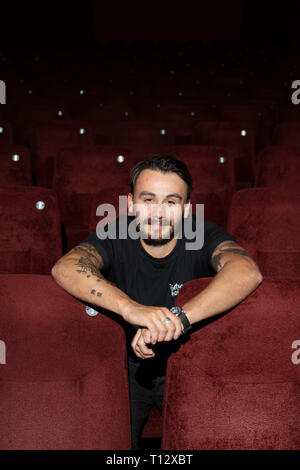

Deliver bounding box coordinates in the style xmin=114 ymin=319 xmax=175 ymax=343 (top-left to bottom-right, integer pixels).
xmin=190 ymin=189 xmax=233 ymax=229
xmin=218 ymin=104 xmax=276 ymax=151
xmin=0 ymin=274 xmax=131 ymax=449
xmin=255 ymin=146 xmax=300 ymax=189
xmin=53 ymin=146 xmax=132 ymax=250
xmin=32 ymin=121 xmax=94 ymax=187
xmin=227 ymin=188 xmax=300 ymax=278
xmin=170 ymin=149 xmax=235 ymax=226
xmin=192 ymin=121 xmax=256 ymax=188
xmin=0 ymin=187 xmax=63 ymax=274
xmin=179 ymin=154 xmax=235 ymax=193
xmin=0 ymin=145 xmax=32 ymax=186
xmin=162 ymin=278 xmax=300 ymax=450
xmin=164 ymin=145 xmax=236 ymax=191
xmin=88 ymin=186 xmax=129 ymax=233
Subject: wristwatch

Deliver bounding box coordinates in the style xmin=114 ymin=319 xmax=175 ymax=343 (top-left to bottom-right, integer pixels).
xmin=169 ymin=306 xmax=192 ymax=335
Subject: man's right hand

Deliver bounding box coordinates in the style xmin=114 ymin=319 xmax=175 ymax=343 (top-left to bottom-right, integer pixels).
xmin=51 ymin=242 xmax=182 ymax=344
xmin=122 ymin=301 xmax=183 ymax=344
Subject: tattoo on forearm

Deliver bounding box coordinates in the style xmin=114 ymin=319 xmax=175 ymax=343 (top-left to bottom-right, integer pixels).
xmin=75 ymin=256 xmax=101 ymax=276
xmin=211 ymin=242 xmax=251 ymax=272
xmin=73 ymin=243 xmax=99 ymax=261
xmin=72 ymin=243 xmax=114 ymax=297
xmin=90 ymin=289 xmax=102 ymax=297
xmin=75 ymin=258 xmax=105 ymax=290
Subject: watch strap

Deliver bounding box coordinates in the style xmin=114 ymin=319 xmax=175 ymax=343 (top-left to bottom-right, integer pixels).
xmin=170 ymin=306 xmax=192 ymax=334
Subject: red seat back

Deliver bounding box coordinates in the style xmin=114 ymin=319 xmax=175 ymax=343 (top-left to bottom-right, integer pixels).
xmin=0 ymin=187 xmax=63 ymax=274
xmin=0 ymin=274 xmax=131 ymax=449
xmin=162 ymin=278 xmax=300 ymax=449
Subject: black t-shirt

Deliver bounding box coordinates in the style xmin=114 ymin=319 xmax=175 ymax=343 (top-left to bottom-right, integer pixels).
xmin=82 ymin=214 xmax=236 ymax=360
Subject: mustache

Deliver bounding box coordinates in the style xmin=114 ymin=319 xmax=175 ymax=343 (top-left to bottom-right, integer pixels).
xmin=142 ymin=218 xmax=172 ymax=226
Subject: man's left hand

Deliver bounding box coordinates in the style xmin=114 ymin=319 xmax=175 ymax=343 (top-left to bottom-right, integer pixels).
xmin=131 ymin=328 xmax=155 ymax=359
xmin=131 ymin=320 xmax=183 ymax=359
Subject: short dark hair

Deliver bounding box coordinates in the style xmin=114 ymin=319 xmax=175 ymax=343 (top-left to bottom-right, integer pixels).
xmin=130 ymin=155 xmax=193 ymax=201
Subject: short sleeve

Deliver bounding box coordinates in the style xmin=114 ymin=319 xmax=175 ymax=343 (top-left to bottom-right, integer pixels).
xmin=82 ymin=230 xmax=113 ymax=272
xmin=202 ymin=220 xmax=236 ymax=270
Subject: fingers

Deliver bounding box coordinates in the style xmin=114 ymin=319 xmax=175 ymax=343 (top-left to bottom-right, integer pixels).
xmin=150 ymin=315 xmax=171 ymax=343
xmin=131 ymin=329 xmax=144 ymax=359
xmin=144 ymin=318 xmax=160 ymax=344
xmin=131 ymin=328 xmax=155 ymax=360
xmin=127 ymin=305 xmax=183 ymax=345
xmin=147 ymin=308 xmax=183 ymax=344
xmin=141 ymin=328 xmax=152 ymax=345
xmin=162 ymin=308 xmax=183 ymax=340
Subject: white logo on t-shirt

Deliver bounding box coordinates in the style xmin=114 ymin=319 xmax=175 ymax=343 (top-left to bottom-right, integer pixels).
xmin=169 ymin=283 xmax=183 ymax=297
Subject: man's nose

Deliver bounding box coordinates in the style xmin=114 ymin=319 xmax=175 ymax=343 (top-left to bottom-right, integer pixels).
xmin=149 ymin=203 xmax=166 ymax=219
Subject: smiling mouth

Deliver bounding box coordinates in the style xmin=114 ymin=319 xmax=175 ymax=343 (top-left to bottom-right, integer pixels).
xmin=146 ymin=220 xmax=170 ymax=226
xmin=149 ymin=224 xmax=170 ymax=230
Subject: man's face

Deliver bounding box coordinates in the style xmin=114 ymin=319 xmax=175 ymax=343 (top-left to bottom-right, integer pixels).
xmin=128 ymin=169 xmax=190 ymax=246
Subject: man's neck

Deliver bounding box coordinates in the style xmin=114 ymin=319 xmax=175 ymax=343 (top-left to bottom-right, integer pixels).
xmin=139 ymin=237 xmax=178 ymax=259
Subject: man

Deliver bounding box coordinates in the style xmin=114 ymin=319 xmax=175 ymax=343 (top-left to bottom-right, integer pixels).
xmin=51 ymin=155 xmax=263 ymax=450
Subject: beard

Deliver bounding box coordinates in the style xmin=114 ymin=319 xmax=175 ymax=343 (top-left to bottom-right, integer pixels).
xmin=141 ymin=225 xmax=175 ymax=246
xmin=136 ymin=216 xmax=180 ymax=246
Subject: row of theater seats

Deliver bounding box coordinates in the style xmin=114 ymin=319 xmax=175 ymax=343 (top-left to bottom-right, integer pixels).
xmin=0 ymin=275 xmax=299 ymax=449
xmin=0 ymin=120 xmax=299 ymax=213
xmin=0 ymin=117 xmax=255 ymax=189
xmin=0 ymin=186 xmax=299 ymax=279
xmin=1 ymin=119 xmax=300 ymax=189
xmin=1 ymin=136 xmax=299 ymax=189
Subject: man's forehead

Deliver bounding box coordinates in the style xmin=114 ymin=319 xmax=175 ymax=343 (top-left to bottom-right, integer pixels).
xmin=135 ymin=169 xmax=186 ymax=188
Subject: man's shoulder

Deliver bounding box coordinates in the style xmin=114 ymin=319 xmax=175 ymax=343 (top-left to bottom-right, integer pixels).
xmin=183 ymin=213 xmax=216 ymax=236
xmin=181 ymin=213 xmax=234 ymax=253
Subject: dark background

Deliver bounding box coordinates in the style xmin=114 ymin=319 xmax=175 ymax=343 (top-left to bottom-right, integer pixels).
xmin=0 ymin=1 xmax=298 ymax=47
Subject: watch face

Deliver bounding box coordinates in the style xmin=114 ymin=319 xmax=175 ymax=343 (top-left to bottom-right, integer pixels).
xmin=170 ymin=306 xmax=182 ymax=316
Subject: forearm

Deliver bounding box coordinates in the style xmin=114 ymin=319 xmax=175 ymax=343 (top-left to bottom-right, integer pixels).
xmin=51 ymin=257 xmax=138 ymax=317
xmin=182 ymin=259 xmax=263 ymax=326
xmin=52 ymin=243 xmax=182 ymax=340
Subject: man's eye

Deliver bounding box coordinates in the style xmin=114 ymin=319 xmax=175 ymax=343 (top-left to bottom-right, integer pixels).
xmin=167 ymin=201 xmax=176 ymax=205
xmin=144 ymin=198 xmax=152 ymax=202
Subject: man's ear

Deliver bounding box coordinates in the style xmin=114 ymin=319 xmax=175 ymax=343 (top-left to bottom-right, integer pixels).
xmin=183 ymin=200 xmax=191 ymax=218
